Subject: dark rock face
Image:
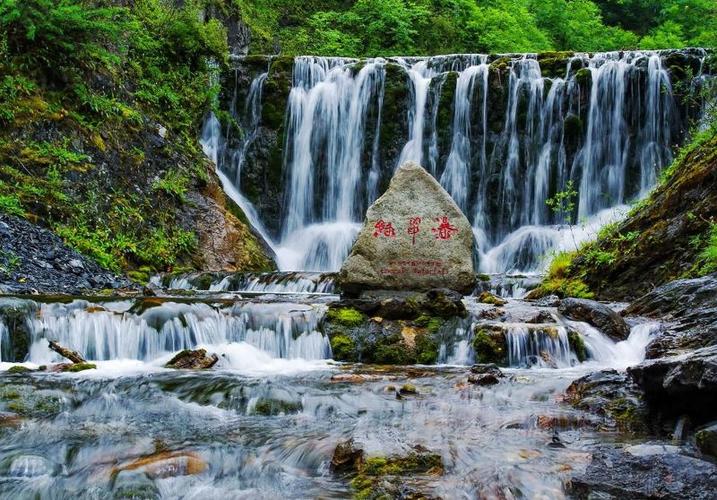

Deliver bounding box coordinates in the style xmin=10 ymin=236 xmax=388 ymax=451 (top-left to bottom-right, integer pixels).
xmin=696 ymin=422 xmax=717 ymax=459
xmin=467 ymin=364 xmax=504 ymax=386
xmin=564 ymin=370 xmax=650 ymax=434
xmin=0 ymin=298 xmax=37 ymax=361
xmin=625 ymin=274 xmax=717 ymax=358
xmin=628 ymin=345 xmax=717 ymax=424
xmin=568 ymin=446 xmax=717 ymax=500
xmin=164 ymin=349 xmax=219 ymax=370
xmin=558 ymin=298 xmax=630 ymax=341
xmin=0 ymin=214 xmax=133 ymax=295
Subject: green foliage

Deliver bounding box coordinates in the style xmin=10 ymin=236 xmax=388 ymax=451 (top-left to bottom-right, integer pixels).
xmin=533 ymin=251 xmax=595 ymax=299
xmin=0 ymin=248 xmax=21 ymax=276
xmin=546 ymin=179 xmax=578 ymax=224
xmin=697 ymin=223 xmax=717 ymax=275
xmin=234 ymin=0 xmax=710 ymax=56
xmin=153 ymin=170 xmax=190 ymax=202
xmin=329 ymin=334 xmax=356 ymax=361
xmin=0 ymin=193 xmax=23 ymax=216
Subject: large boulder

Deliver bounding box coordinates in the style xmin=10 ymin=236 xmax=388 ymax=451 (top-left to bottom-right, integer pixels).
xmin=558 ymin=298 xmax=630 ymax=341
xmin=568 ymin=445 xmax=717 ymax=499
xmin=338 ymin=161 xmax=475 ymax=295
xmin=628 ymin=345 xmax=717 ymax=423
xmin=624 ymin=274 xmax=717 ymax=358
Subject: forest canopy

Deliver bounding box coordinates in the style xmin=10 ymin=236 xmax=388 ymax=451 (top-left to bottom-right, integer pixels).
xmin=237 ymin=0 xmax=717 ymax=56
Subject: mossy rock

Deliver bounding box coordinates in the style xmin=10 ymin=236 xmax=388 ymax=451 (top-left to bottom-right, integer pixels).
xmin=330 ymin=334 xmax=356 ymax=362
xmin=575 ymin=68 xmax=592 ymax=86
xmin=472 ymin=327 xmax=507 ymax=365
xmin=62 ymin=362 xmax=97 ymax=373
xmin=251 ymin=398 xmax=302 ymax=416
xmin=477 ymin=291 xmax=506 ymax=306
xmin=568 ymin=330 xmax=587 ymax=362
xmin=0 ymin=298 xmax=37 ymax=362
xmin=326 ymin=307 xmax=366 ymax=328
xmin=7 ymin=365 xmax=32 ymax=374
xmin=350 ymin=450 xmax=443 ymax=499
xmin=1 ymin=385 xmax=64 ymax=418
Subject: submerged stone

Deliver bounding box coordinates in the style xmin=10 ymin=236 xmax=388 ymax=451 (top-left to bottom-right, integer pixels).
xmin=339 ymin=161 xmax=475 ymax=295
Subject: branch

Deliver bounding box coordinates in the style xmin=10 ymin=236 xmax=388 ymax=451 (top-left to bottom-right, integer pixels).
xmin=48 ymin=340 xmax=86 ymax=364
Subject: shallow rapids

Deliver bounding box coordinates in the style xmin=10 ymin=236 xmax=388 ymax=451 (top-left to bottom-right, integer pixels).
xmin=0 ymin=290 xmax=659 ymax=498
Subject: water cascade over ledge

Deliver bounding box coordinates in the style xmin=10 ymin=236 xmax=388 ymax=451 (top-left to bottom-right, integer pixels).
xmin=206 ymin=49 xmax=711 ymax=273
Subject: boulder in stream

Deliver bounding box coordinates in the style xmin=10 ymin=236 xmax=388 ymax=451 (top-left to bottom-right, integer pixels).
xmin=164 ymin=349 xmax=218 ymax=369
xmin=338 ymin=161 xmax=475 ymax=295
xmin=558 ymin=298 xmax=630 ymax=341
xmin=568 ymin=445 xmax=717 ymax=499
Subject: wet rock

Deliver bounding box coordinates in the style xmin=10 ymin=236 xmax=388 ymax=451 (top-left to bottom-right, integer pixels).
xmin=477 ymin=291 xmax=506 ymax=306
xmin=472 ymin=326 xmax=508 ymax=365
xmin=467 ymin=364 xmax=504 ymax=386
xmin=0 ymin=298 xmax=37 ymax=362
xmin=564 ymin=370 xmax=649 ymax=433
xmin=330 ymin=439 xmax=364 ymax=473
xmin=339 ymin=161 xmax=475 ymax=295
xmin=111 ymin=451 xmax=207 ymax=479
xmin=323 ymin=303 xmax=443 ymax=365
xmin=250 ymin=398 xmax=302 ymax=416
xmin=399 ymin=384 xmax=418 ymax=395
xmin=536 ymin=414 xmax=593 ymax=430
xmin=533 ymin=294 xmax=561 ymax=307
xmin=164 ymin=349 xmax=219 ymax=370
xmin=7 ymin=365 xmax=32 ymax=374
xmin=625 ymin=274 xmax=717 ymax=358
xmin=349 ymin=447 xmax=443 ymax=499
xmin=558 ymin=298 xmax=630 ymax=340
xmin=696 ymin=422 xmax=717 ymax=458
xmin=568 ymin=445 xmax=717 ymax=499
xmin=628 ymin=345 xmax=717 ymax=423
xmin=52 ymin=362 xmax=97 ymax=373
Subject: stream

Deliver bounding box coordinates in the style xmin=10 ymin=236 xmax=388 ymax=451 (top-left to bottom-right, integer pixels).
xmin=0 ymin=275 xmax=659 ymax=499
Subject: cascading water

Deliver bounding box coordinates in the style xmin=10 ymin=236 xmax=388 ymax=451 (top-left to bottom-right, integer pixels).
xmin=19 ymin=300 xmax=331 ymax=367
xmin=209 ymin=50 xmax=709 ymax=274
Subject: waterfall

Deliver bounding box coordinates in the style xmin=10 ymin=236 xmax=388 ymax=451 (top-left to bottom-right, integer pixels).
xmin=200 ymin=71 xmax=277 ymax=251
xmin=440 ymin=58 xmax=489 ymax=213
xmin=503 ymin=325 xmax=575 ymax=368
xmin=22 ymin=300 xmax=331 ymax=364
xmin=206 ymin=50 xmax=707 ymax=273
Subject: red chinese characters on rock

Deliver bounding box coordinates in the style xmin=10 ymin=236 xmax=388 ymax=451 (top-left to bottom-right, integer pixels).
xmin=407 ymin=217 xmax=421 ymax=245
xmin=372 ymin=219 xmax=396 ymax=238
xmin=431 ymin=216 xmax=458 ymax=240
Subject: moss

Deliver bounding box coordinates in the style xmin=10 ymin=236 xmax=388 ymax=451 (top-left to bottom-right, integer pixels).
xmin=251 ymin=398 xmax=302 ymax=416
xmin=605 ymin=397 xmax=649 ymax=434
xmin=7 ymin=366 xmax=31 ymax=374
xmin=575 ymin=68 xmax=592 ymax=86
xmin=330 ymin=334 xmax=356 ymax=361
xmin=568 ymin=330 xmax=587 ymax=362
xmin=326 ymin=307 xmax=366 ymax=327
xmin=472 ymin=328 xmax=507 ymax=365
xmin=415 ymin=332 xmax=439 ymax=364
xmin=63 ymin=362 xmax=96 ymax=372
xmin=351 ymin=452 xmax=443 ymax=499
xmin=477 ymin=291 xmax=506 ymax=306
xmin=478 ymin=273 xmax=491 ymax=282
xmin=373 ymin=342 xmax=410 ymax=365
